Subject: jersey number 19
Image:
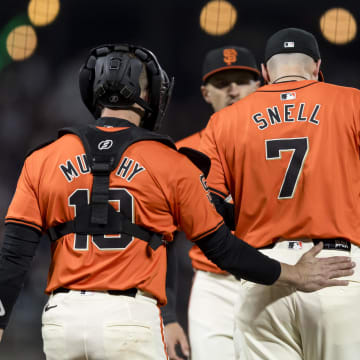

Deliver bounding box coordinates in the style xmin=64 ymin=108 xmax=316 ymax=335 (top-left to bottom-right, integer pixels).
xmin=68 ymin=188 xmax=134 ymax=250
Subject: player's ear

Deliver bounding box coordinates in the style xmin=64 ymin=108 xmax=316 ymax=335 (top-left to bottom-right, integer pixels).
xmin=313 ymin=59 xmax=321 ymax=79
xmin=261 ymin=63 xmax=270 ymax=84
xmin=201 ymin=85 xmax=212 ymax=104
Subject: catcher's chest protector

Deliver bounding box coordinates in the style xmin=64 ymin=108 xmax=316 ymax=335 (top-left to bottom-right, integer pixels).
xmin=45 ymin=120 xmax=176 ymax=250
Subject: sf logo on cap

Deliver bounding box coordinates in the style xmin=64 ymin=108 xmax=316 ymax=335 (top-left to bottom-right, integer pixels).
xmin=223 ymin=48 xmax=237 ymax=65
xmin=98 ymin=139 xmax=113 ymax=150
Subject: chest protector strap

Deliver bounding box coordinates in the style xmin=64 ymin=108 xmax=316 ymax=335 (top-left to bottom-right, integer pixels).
xmin=46 ymin=121 xmax=176 ymax=250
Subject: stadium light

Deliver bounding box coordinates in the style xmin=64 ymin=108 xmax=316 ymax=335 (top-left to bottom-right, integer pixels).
xmin=6 ymin=25 xmax=37 ymax=61
xmin=28 ymin=0 xmax=60 ymax=27
xmin=320 ymin=8 xmax=357 ymax=45
xmin=200 ymin=0 xmax=237 ymax=36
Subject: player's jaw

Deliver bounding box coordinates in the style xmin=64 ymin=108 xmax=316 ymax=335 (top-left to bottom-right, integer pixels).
xmin=227 ymin=95 xmax=241 ymax=106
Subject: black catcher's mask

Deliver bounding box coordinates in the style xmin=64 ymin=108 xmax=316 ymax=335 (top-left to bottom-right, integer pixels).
xmin=79 ymin=43 xmax=174 ymax=131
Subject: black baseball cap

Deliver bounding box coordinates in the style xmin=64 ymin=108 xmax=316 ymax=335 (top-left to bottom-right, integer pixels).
xmin=202 ymin=46 xmax=260 ymax=83
xmin=265 ymin=28 xmax=321 ymax=62
xmin=264 ymin=28 xmax=323 ymax=81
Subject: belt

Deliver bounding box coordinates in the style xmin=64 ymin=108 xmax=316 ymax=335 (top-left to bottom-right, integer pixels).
xmin=53 ymin=287 xmax=138 ymax=296
xmin=259 ymin=238 xmax=351 ymax=252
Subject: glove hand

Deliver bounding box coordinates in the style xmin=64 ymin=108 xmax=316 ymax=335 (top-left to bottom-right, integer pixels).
xmin=0 ymin=328 xmax=3 ymax=342
xmin=164 ymin=322 xmax=190 ymax=360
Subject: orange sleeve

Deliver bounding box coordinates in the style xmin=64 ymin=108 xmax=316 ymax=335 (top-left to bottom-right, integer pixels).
xmin=5 ymin=159 xmax=43 ymax=232
xmin=200 ymin=113 xmax=229 ymax=199
xmin=355 ymin=90 xmax=360 ymax=146
xmin=168 ymin=153 xmax=224 ymax=241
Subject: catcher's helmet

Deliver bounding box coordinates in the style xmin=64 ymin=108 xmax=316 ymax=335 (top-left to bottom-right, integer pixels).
xmin=79 ymin=43 xmax=174 ymax=131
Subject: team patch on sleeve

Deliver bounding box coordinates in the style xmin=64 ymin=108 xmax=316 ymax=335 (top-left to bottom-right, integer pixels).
xmin=200 ymin=174 xmax=214 ymax=204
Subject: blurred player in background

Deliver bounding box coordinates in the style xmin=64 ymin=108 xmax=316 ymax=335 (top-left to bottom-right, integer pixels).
xmin=201 ymin=28 xmax=360 ymax=360
xmin=163 ymin=45 xmax=260 ymax=360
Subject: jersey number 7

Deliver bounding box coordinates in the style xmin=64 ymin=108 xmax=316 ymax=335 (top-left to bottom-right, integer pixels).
xmin=265 ymin=137 xmax=309 ymax=199
xmin=68 ymin=188 xmax=134 ymax=250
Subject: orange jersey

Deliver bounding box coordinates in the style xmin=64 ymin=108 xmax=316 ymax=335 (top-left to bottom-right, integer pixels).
xmin=176 ymin=131 xmax=227 ymax=274
xmin=5 ymin=125 xmax=223 ymax=305
xmin=201 ymin=80 xmax=360 ymax=248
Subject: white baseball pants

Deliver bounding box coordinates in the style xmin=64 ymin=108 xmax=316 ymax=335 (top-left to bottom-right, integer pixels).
xmin=234 ymin=240 xmax=360 ymax=360
xmin=42 ymin=289 xmax=168 ymax=360
xmin=188 ymin=270 xmax=243 ymax=359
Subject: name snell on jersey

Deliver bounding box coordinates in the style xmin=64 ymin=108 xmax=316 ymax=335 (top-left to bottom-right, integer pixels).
xmin=252 ymin=103 xmax=321 ymax=131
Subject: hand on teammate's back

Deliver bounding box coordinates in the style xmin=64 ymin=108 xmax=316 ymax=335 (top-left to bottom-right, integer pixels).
xmin=277 ymin=242 xmax=355 ymax=291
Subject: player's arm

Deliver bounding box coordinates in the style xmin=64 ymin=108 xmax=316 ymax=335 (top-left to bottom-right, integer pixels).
xmin=164 ymin=239 xmax=190 ymax=360
xmin=196 ymin=224 xmax=355 ymax=290
xmin=162 ymin=240 xmax=189 ymax=360
xmin=164 ymin=322 xmax=189 ymax=360
xmin=162 ymin=241 xmax=178 ymax=326
xmin=173 ymin=155 xmax=281 ymax=285
xmin=210 ymin=192 xmax=235 ymax=230
xmin=162 ymin=241 xmax=190 ymax=360
xmin=0 ymin=160 xmax=43 ymax=337
xmin=200 ymin=113 xmax=230 ymax=201
xmin=0 ymin=222 xmax=41 ymax=335
xmin=199 ymin=115 xmax=236 ymax=228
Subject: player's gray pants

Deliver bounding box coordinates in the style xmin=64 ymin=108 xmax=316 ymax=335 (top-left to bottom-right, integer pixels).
xmin=234 ymin=240 xmax=360 ymax=360
xmin=41 ymin=290 xmax=167 ymax=360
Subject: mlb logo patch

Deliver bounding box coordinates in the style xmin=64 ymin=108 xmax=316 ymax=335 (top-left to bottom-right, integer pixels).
xmin=288 ymin=241 xmax=303 ymax=250
xmin=284 ymin=41 xmax=295 ymax=48
xmin=280 ymin=92 xmax=296 ymax=101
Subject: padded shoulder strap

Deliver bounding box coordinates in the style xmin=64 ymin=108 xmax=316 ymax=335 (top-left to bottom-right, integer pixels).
xmin=178 ymin=147 xmax=211 ymax=178
xmin=58 ymin=124 xmax=176 ymax=169
xmin=26 ymin=139 xmax=56 ymax=158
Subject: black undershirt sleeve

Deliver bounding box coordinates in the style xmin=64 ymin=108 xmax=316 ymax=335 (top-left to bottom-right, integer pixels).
xmin=0 ymin=223 xmax=41 ymax=329
xmin=210 ymin=192 xmax=235 ymax=230
xmin=196 ymin=224 xmax=281 ymax=285
xmin=160 ymin=240 xmax=178 ymax=325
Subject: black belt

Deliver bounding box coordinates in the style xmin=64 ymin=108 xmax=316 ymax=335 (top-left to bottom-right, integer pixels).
xmin=53 ymin=287 xmax=138 ymax=297
xmin=259 ymin=238 xmax=351 ymax=252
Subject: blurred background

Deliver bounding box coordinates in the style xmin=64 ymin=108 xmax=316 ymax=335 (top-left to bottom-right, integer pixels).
xmin=0 ymin=0 xmax=359 ymax=358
